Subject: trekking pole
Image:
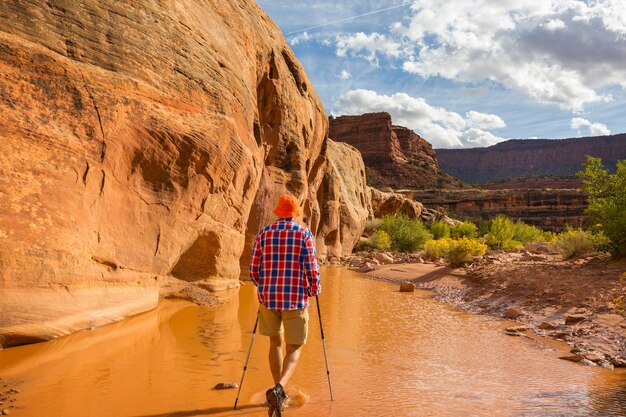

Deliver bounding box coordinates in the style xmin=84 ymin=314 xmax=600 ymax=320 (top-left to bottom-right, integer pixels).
xmin=233 ymin=313 xmax=259 ymax=410
xmin=316 ymin=296 xmax=334 ymax=401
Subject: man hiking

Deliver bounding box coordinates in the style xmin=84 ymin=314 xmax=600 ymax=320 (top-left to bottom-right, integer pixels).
xmin=249 ymin=194 xmax=321 ymax=417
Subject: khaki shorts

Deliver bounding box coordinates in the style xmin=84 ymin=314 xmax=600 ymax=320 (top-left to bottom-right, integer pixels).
xmin=258 ymin=305 xmax=309 ymax=345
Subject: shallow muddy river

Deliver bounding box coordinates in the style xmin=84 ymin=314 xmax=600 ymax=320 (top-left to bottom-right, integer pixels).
xmin=1 ymin=267 xmax=625 ymax=416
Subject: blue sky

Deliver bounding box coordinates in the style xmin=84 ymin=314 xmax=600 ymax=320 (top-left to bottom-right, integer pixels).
xmin=256 ymin=0 xmax=626 ymax=148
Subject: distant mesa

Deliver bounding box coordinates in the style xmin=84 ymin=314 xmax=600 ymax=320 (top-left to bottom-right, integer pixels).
xmin=329 ymin=112 xmax=470 ymax=190
xmin=436 ymin=134 xmax=626 ymax=185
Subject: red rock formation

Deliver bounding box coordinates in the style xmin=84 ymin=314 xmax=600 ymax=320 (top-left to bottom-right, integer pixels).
xmin=392 ymin=125 xmax=437 ymax=167
xmin=437 ymin=135 xmax=626 ymax=184
xmin=410 ymin=189 xmax=588 ymax=231
xmin=314 ymin=140 xmax=372 ymax=261
xmin=329 ymin=113 xmax=468 ymax=189
xmin=479 ymin=176 xmax=583 ymax=190
xmin=0 ymin=0 xmax=334 ymax=348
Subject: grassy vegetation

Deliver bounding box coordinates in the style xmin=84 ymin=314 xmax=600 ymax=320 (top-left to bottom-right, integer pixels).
xmin=424 ymin=237 xmax=487 ymax=265
xmin=450 ymin=221 xmax=479 ymax=239
xmin=553 ymin=228 xmax=594 ymax=259
xmin=375 ymin=214 xmax=433 ymax=252
xmin=430 ymin=221 xmax=450 ymax=240
xmin=579 ymin=156 xmax=626 ymax=258
xmin=361 ymin=230 xmax=392 ymax=251
xmin=362 ymin=197 xmax=620 ymax=265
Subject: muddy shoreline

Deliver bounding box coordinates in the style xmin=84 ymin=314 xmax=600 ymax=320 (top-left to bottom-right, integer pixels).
xmin=345 ymin=252 xmax=626 ymax=370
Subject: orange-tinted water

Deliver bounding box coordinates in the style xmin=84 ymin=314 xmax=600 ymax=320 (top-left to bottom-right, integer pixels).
xmin=0 ymin=267 xmax=625 ymax=416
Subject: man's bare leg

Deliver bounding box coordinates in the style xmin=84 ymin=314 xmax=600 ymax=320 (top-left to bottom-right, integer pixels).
xmin=278 ymin=343 xmax=303 ymax=387
xmin=269 ymin=335 xmax=283 ymax=385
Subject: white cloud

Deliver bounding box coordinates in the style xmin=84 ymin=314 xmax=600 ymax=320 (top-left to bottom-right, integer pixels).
xmin=388 ymin=0 xmax=626 ymax=110
xmin=589 ymin=123 xmax=611 ymax=136
xmin=289 ymin=31 xmax=311 ymax=46
xmin=339 ymin=70 xmax=352 ymax=80
xmin=466 ymin=111 xmax=506 ymax=129
xmin=544 ymin=19 xmax=566 ymax=31
xmin=336 ymin=32 xmax=401 ymax=64
xmin=570 ymin=117 xmax=590 ymax=129
xmin=334 ymin=89 xmax=506 ymax=148
xmin=570 ymin=117 xmax=611 ymax=136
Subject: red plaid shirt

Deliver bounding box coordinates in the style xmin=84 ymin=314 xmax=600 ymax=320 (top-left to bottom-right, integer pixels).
xmin=249 ymin=218 xmax=321 ymax=310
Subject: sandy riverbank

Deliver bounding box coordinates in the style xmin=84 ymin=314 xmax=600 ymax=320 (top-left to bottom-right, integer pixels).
xmin=357 ymin=254 xmax=626 ymax=369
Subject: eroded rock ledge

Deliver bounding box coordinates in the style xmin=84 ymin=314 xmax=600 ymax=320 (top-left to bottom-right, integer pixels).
xmin=0 ymin=0 xmax=331 ymax=348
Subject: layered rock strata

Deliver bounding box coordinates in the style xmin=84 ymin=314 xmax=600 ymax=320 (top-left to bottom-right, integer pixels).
xmin=437 ymin=134 xmax=626 ymax=184
xmin=314 ymin=140 xmax=371 ymax=261
xmin=410 ymin=189 xmax=587 ymax=231
xmin=0 ymin=0 xmax=331 ymax=347
xmin=329 ymin=113 xmax=468 ymax=189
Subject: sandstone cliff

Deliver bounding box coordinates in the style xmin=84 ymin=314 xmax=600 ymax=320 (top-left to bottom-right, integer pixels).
xmin=314 ymin=140 xmax=372 ymax=260
xmin=437 ymin=134 xmax=626 ymax=184
xmin=411 ymin=189 xmax=587 ymax=231
xmin=329 ymin=113 xmax=468 ymax=189
xmin=0 ymin=0 xmax=336 ymax=348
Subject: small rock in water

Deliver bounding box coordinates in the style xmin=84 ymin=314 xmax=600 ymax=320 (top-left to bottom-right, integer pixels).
xmin=374 ymin=252 xmax=394 ymax=264
xmin=565 ymin=314 xmax=588 ymax=325
xmin=559 ymin=354 xmax=582 ymax=363
xmin=611 ymin=357 xmax=626 ymax=367
xmin=399 ymin=282 xmax=415 ymax=292
xmin=213 ymin=382 xmax=238 ymax=390
xmin=598 ymin=360 xmax=614 ymax=370
xmin=357 ymin=263 xmax=375 ymax=273
xmin=504 ymin=307 xmax=524 ymax=319
xmin=539 ymin=321 xmax=558 ymax=330
xmin=505 ymin=326 xmax=528 ymax=333
xmin=580 ymin=359 xmax=597 ymax=367
xmin=583 ymin=352 xmax=604 ymax=362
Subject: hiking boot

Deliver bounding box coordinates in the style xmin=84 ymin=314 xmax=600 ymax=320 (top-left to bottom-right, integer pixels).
xmin=266 ymin=383 xmax=286 ymax=417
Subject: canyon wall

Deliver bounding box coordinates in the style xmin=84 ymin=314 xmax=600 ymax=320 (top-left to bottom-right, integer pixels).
xmin=411 ymin=189 xmax=587 ymax=231
xmin=0 ymin=0 xmax=336 ymax=348
xmin=329 ymin=113 xmax=468 ymax=189
xmin=437 ymin=135 xmax=626 ymax=184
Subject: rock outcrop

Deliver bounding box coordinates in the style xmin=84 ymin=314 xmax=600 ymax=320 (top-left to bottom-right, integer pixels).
xmin=437 ymin=134 xmax=626 ymax=184
xmin=370 ymin=189 xmax=423 ymax=219
xmin=314 ymin=140 xmax=371 ymax=261
xmin=479 ymin=176 xmax=583 ymax=190
xmin=411 ymin=189 xmax=587 ymax=231
xmin=0 ymin=0 xmax=332 ymax=347
xmin=329 ymin=113 xmax=468 ymax=189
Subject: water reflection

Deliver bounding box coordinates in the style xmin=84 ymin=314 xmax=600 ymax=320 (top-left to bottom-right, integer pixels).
xmin=0 ymin=267 xmax=623 ymax=417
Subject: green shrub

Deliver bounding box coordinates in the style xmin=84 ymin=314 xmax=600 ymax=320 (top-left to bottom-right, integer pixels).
xmin=424 ymin=238 xmax=451 ymax=260
xmin=378 ymin=214 xmax=433 ymax=252
xmin=486 ymin=215 xmax=515 ymax=248
xmin=430 ymin=221 xmax=451 ymax=240
xmin=512 ymin=221 xmax=545 ymax=243
xmin=478 ymin=219 xmax=492 ymax=237
xmin=579 ymin=157 xmax=626 ymax=257
xmin=424 ymin=238 xmax=487 ymax=265
xmin=446 ymin=237 xmax=488 ymax=265
xmin=367 ymin=230 xmax=392 ymax=251
xmin=542 ymin=231 xmax=557 ymax=242
xmin=554 ymin=228 xmax=594 ymax=259
xmin=502 ymin=239 xmax=524 ymax=251
xmin=450 ymin=221 xmax=479 ymax=239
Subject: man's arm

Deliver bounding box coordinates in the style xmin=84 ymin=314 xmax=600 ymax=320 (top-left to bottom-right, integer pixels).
xmin=249 ymin=231 xmax=262 ymax=286
xmin=302 ymin=229 xmax=320 ymax=296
